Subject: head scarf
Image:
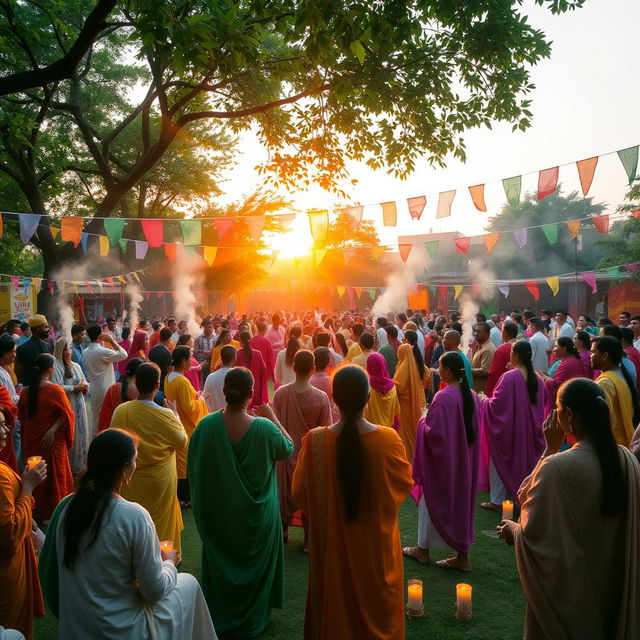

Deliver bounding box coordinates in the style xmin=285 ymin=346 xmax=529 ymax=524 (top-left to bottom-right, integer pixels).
xmin=127 ymin=330 xmax=149 ymax=362
xmin=393 ymin=343 xmax=427 ymax=404
xmin=366 ymin=352 xmax=395 ymax=395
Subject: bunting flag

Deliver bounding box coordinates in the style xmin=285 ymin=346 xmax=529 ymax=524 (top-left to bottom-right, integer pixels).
xmin=141 ymin=219 xmax=163 ymax=247
xmin=606 ymin=266 xmax=622 ymax=280
xmin=214 ymin=218 xmax=235 ymax=241
xmin=371 ymin=246 xmax=386 ymax=261
xmin=425 ymin=240 xmax=439 ymax=259
xmin=155 ymin=291 xmax=163 ymax=298
xmin=525 ymin=281 xmax=540 ymax=300
xmin=566 ymin=219 xmax=581 ymax=239
xmin=314 ymin=248 xmax=328 ymax=266
xmin=19 ymin=214 xmax=41 ymax=243
xmin=343 ymin=249 xmax=356 ymax=266
xmin=203 ymin=247 xmax=218 ymax=266
xmin=277 ymin=214 xmax=296 ymax=231
xmin=72 ymin=282 xmax=78 ymax=294
xmin=437 ymin=285 xmax=448 ymax=302
xmin=545 ymin=276 xmax=559 ymax=296
xmin=50 ymin=226 xmax=60 ymax=240
xmin=32 ymin=277 xmax=41 ymax=293
xmin=9 ymin=275 xmax=19 ymax=290
xmin=537 ymin=167 xmax=558 ymax=200
xmin=132 ymin=272 xmax=142 ymax=283
xmin=164 ymin=244 xmax=177 ymax=263
xmin=593 ymin=214 xmax=609 ymax=234
xmin=381 ymin=202 xmax=397 ymax=227
xmin=580 ymin=271 xmax=597 ymax=293
xmin=454 ymin=237 xmax=470 ymax=254
xmin=336 ymin=285 xmax=346 ymax=297
xmin=308 ymin=210 xmax=329 ymax=242
xmin=498 ymin=284 xmax=510 ymax=297
xmin=617 ymin=146 xmax=638 ymax=185
xmin=135 ymin=240 xmax=148 ymax=260
xmin=454 ymin=285 xmax=463 ymax=299
xmin=368 ymin=287 xmax=376 ymax=300
xmin=541 ymin=223 xmax=558 ymax=245
xmin=484 ymin=233 xmax=500 ymax=254
xmin=180 ymin=219 xmax=202 ymax=246
xmin=99 ymin=235 xmax=110 ymax=256
xmin=468 ymin=184 xmax=487 ymax=212
xmin=436 ymin=190 xmax=456 ymax=219
xmin=576 ymin=157 xmax=598 ymax=196
xmin=343 ymin=205 xmax=363 ymax=228
xmin=246 ymin=215 xmax=265 ymax=241
xmin=106 ymin=277 xmax=114 ymax=289
xmin=103 ymin=218 xmax=125 ymax=247
xmin=81 ymin=233 xmax=89 ymax=252
xmin=84 ymin=280 xmax=95 ymax=295
xmin=502 ymin=176 xmax=521 ymax=206
xmin=407 ymin=196 xmax=426 ymax=220
xmin=61 ymin=217 xmax=83 ymax=246
xmin=185 ymin=246 xmax=197 ymax=258
xmin=47 ymin=280 xmax=55 ymax=295
xmin=145 ymin=291 xmax=152 ymax=300
xmin=398 ymin=243 xmax=412 ymax=262
xmin=118 ymin=238 xmax=127 ymax=253
xmin=625 ymin=262 xmax=639 ymax=272
xmin=513 ymin=228 xmax=528 ymax=248
xmin=354 ymin=287 xmax=362 ymax=297
xmin=23 ymin=277 xmax=31 ymax=294
xmin=632 ymin=209 xmax=640 ymax=219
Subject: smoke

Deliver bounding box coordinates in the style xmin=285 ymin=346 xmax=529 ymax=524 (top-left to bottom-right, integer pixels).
xmin=51 ymin=263 xmax=86 ymax=340
xmin=125 ymin=283 xmax=143 ymax=331
xmin=460 ymin=294 xmax=479 ymax=352
xmin=171 ymin=246 xmax=204 ymax=336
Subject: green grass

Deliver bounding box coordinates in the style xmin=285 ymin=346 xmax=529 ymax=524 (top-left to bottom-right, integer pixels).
xmin=35 ymin=493 xmax=525 ymax=639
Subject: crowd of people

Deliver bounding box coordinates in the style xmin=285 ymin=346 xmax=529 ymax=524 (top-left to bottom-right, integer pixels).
xmin=1 ymin=304 xmax=640 ymax=639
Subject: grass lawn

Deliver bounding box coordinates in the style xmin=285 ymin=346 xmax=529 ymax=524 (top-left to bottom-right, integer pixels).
xmin=35 ymin=492 xmax=525 ymax=639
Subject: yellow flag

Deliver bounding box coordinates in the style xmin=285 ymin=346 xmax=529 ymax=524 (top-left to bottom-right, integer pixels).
xmin=371 ymin=246 xmax=386 ymax=260
xmin=132 ymin=272 xmax=141 ymax=283
xmin=116 ymin=275 xmax=127 ymax=285
xmin=50 ymin=227 xmax=60 ymax=240
xmin=545 ymin=276 xmax=559 ymax=296
xmin=566 ymin=219 xmax=581 ymax=238
xmin=314 ymin=248 xmax=327 ymax=266
xmin=99 ymin=235 xmax=110 ymax=256
xmin=203 ymin=247 xmax=218 ymax=266
xmin=454 ymin=285 xmax=463 ymax=299
xmin=337 ymin=285 xmax=346 ymax=297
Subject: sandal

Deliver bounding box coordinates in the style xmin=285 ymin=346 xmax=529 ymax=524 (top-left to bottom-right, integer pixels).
xmin=435 ymin=558 xmax=471 ymax=572
xmin=402 ymin=546 xmax=430 ymax=565
xmin=480 ymin=501 xmax=502 ymax=513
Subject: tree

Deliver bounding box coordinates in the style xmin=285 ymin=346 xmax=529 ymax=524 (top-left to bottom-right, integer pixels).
xmin=483 ymin=187 xmax=610 ymax=278
xmin=0 ymin=0 xmax=585 ymax=317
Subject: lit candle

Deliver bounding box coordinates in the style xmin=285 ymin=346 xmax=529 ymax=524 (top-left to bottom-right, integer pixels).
xmin=502 ymin=499 xmax=514 ymax=521
xmin=27 ymin=456 xmax=42 ymax=469
xmin=456 ymin=583 xmax=472 ymax=620
xmin=160 ymin=540 xmax=174 ymax=553
xmin=406 ymin=579 xmax=424 ymax=618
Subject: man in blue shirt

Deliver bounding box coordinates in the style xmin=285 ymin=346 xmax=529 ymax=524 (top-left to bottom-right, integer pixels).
xmin=71 ymin=323 xmax=89 ymax=378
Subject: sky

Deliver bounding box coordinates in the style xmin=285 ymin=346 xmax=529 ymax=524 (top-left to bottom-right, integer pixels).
xmin=218 ymin=0 xmax=640 ymax=254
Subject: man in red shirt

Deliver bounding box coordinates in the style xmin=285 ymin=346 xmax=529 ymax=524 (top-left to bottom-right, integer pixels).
xmin=485 ymin=322 xmax=519 ymax=396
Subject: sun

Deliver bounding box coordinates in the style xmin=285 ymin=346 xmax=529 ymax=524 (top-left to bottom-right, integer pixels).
xmin=265 ymin=213 xmax=314 ymax=258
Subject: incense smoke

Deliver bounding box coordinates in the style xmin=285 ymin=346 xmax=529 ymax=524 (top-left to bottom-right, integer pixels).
xmin=171 ymin=247 xmax=203 ymax=336
xmin=51 ymin=263 xmax=87 ymax=339
xmin=460 ymin=295 xmax=479 ymax=352
xmin=126 ymin=283 xmax=143 ymax=331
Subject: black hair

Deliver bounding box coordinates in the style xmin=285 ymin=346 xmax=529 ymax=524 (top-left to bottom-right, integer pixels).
xmin=530 ymin=317 xmax=544 ymax=332
xmin=335 ymin=332 xmax=348 ymax=357
xmin=316 ymin=332 xmax=332 ymax=348
xmin=502 ymin=322 xmax=518 ymax=339
xmin=159 ymin=327 xmax=172 ymax=342
xmin=557 ymin=336 xmax=580 ymax=359
xmin=359 ymin=332 xmax=374 ymax=350
xmin=475 ymin=321 xmax=490 ymax=335
xmin=376 ymin=317 xmax=387 ymax=328
xmin=63 ymin=429 xmax=138 ymax=567
xmin=293 ymin=349 xmax=314 ymax=376
xmin=512 ymin=341 xmax=539 ymax=404
xmin=71 ymin=323 xmax=86 ymax=337
xmin=620 ymin=327 xmax=634 ymax=345
xmin=122 ymin=358 xmax=145 ymax=402
xmin=440 ymin=351 xmax=475 ymax=445
xmin=220 ymin=345 xmax=237 ymax=366
xmin=171 ymin=345 xmax=191 ymax=367
xmin=285 ymin=333 xmax=300 ymax=367
xmin=352 ymin=323 xmax=364 ymax=338
xmin=559 ymin=379 xmax=626 ymax=518
xmin=27 ymin=353 xmax=55 ymax=416
xmin=223 ymin=367 xmax=253 ymax=406
xmin=152 ymin=321 xmax=162 ymax=331
xmin=214 ymin=329 xmax=231 ymax=347
xmin=404 ymin=330 xmax=425 ymax=379
xmin=574 ymin=330 xmax=592 ymax=351
xmin=385 ymin=324 xmax=398 ymax=339
xmin=177 ymin=333 xmax=191 ymax=346
xmin=314 ymin=347 xmax=331 ymax=371
xmin=239 ymin=330 xmax=252 ymax=365
xmin=332 ymin=366 xmax=369 ymax=521
xmin=602 ymin=324 xmax=622 ymax=341
xmin=0 ymin=335 xmax=15 ymax=357
xmin=121 ymin=326 xmax=131 ymax=342
xmin=135 ymin=362 xmax=160 ymax=394
xmin=87 ymin=325 xmax=102 ymax=342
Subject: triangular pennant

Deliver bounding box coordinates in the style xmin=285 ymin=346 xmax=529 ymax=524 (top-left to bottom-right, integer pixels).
xmin=566 ymin=219 xmax=581 ymax=239
xmin=118 ymin=238 xmax=127 ymax=253
xmin=336 ymin=285 xmax=346 ymax=297
xmin=135 ymin=240 xmax=149 ymax=259
xmin=354 ymin=287 xmax=362 ymax=297
xmin=185 ymin=246 xmax=196 ymax=258
xmin=164 ymin=244 xmax=177 ymax=263
xmin=246 ymin=216 xmax=265 ymax=241
xmin=104 ymin=218 xmax=126 ymax=247
xmin=576 ymin=157 xmax=598 ymax=196
xmin=537 ymin=167 xmax=558 ymax=200
xmin=31 ymin=277 xmax=41 ymax=293
xmin=398 ymin=243 xmax=412 ymax=262
xmin=541 ymin=223 xmax=558 ymax=245
xmin=50 ymin=226 xmax=60 ymax=240
xmin=381 ymin=202 xmax=397 ymax=227
xmin=545 ymin=276 xmax=559 ymax=296
xmin=497 ymin=284 xmax=510 ymax=297
xmin=179 ymin=219 xmax=202 ymax=246
xmin=19 ymin=214 xmax=41 ymax=243
xmin=61 ymin=217 xmax=84 ymax=247
xmin=22 ymin=277 xmax=31 ymax=294
xmin=468 ymin=184 xmax=487 ymax=212
xmin=99 ymin=235 xmax=110 ymax=256
xmin=580 ymin=271 xmax=597 ymax=294
xmin=47 ymin=280 xmax=55 ymax=295
xmin=407 ymin=196 xmax=426 ymax=220
xmin=308 ymin=209 xmax=329 ymax=242
xmin=484 ymin=233 xmax=500 ymax=254
xmin=437 ymin=286 xmax=448 ymax=302
xmin=342 ymin=205 xmax=363 ymax=228
xmin=502 ymin=176 xmax=521 ymax=206
xmin=513 ymin=228 xmax=528 ymax=248
xmin=132 ymin=272 xmax=141 ymax=283
xmin=155 ymin=291 xmax=164 ymax=299
xmin=343 ymin=249 xmax=356 ymax=266
xmin=314 ymin=248 xmax=328 ymax=266
xmin=425 ymin=240 xmax=439 ymax=259
xmin=368 ymin=287 xmax=376 ymax=300
xmin=145 ymin=291 xmax=152 ymax=300
xmin=72 ymin=282 xmax=78 ymax=294
xmin=454 ymin=237 xmax=470 ymax=254
xmin=116 ymin=275 xmax=127 ymax=285
xmin=525 ymin=281 xmax=540 ymax=300
xmin=81 ymin=233 xmax=89 ymax=252
xmin=84 ymin=280 xmax=95 ymax=295
xmin=454 ymin=285 xmax=463 ymax=299
xmin=625 ymin=262 xmax=639 ymax=272
xmin=214 ymin=218 xmax=235 ymax=241
xmin=276 ymin=213 xmax=296 ymax=231
xmin=371 ymin=246 xmax=386 ymax=261
xmin=106 ymin=277 xmax=114 ymax=289
xmin=141 ymin=219 xmax=164 ymax=247
xmin=606 ymin=267 xmax=622 ymax=280
xmin=436 ymin=190 xmax=456 ymax=218
xmin=617 ymin=146 xmax=638 ymax=185
xmin=203 ymin=247 xmax=218 ymax=266
xmin=593 ymin=214 xmax=609 ymax=234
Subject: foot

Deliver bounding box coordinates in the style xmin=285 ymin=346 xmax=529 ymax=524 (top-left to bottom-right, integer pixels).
xmin=480 ymin=501 xmax=502 ymax=513
xmin=435 ymin=557 xmax=471 ymax=572
xmin=402 ymin=546 xmax=430 ymax=565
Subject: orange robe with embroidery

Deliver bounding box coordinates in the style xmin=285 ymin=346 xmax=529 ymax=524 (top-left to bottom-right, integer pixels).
xmin=18 ymin=384 xmax=75 ymax=522
xmin=0 ymin=462 xmax=44 ymax=639
xmin=292 ymin=426 xmax=413 ymax=640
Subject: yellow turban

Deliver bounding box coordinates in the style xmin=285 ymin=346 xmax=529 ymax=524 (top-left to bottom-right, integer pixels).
xmin=28 ymin=314 xmax=48 ymax=327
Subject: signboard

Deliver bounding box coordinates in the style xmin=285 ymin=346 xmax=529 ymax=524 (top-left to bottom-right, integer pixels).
xmin=10 ymin=289 xmax=35 ymax=322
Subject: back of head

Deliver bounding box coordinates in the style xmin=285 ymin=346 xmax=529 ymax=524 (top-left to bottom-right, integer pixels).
xmin=220 ymin=345 xmax=237 ymax=367
xmin=352 ymin=323 xmax=364 ymax=338
xmin=316 ymin=332 xmax=331 ymax=348
xmin=257 ymin=321 xmax=267 ymax=334
xmin=87 ymin=325 xmax=102 ymax=342
xmin=530 ymin=317 xmax=544 ymax=332
xmin=177 ymin=333 xmax=191 ymax=347
xmin=557 ymin=335 xmax=579 ymax=358
xmin=440 ymin=351 xmax=475 ymax=445
xmin=376 ymin=316 xmax=387 ymax=328
xmin=223 ymin=367 xmax=253 ymax=406
xmin=502 ymin=322 xmax=518 ymax=340
xmin=620 ymin=327 xmax=633 ymax=346
xmin=293 ymin=349 xmax=314 ymax=377
xmin=27 ymin=353 xmax=55 ymax=416
xmin=135 ymin=362 xmax=160 ymax=395
xmin=512 ymin=340 xmax=539 ymax=404
xmin=602 ymin=324 xmax=622 ymax=341
xmin=313 ymin=347 xmax=330 ymax=372
xmin=359 ymin=332 xmax=374 ymax=350
xmin=159 ymin=327 xmax=173 ymax=342
xmin=0 ymin=335 xmax=15 ymax=357
xmin=285 ymin=333 xmax=300 ymax=366
xmin=385 ymin=324 xmax=398 ymax=340
xmin=172 ymin=345 xmax=191 ymax=368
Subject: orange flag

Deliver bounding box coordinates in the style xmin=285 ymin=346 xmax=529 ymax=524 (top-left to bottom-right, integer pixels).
xmin=116 ymin=275 xmax=127 ymax=285
xmin=381 ymin=202 xmax=397 ymax=227
xmin=484 ymin=232 xmax=500 ymax=254
xmin=164 ymin=244 xmax=177 ymax=263
xmin=593 ymin=214 xmax=609 ymax=234
xmin=398 ymin=243 xmax=412 ymax=262
xmin=566 ymin=219 xmax=581 ymax=238
xmin=576 ymin=157 xmax=598 ymax=196
xmin=468 ymin=184 xmax=487 ymax=212
xmin=50 ymin=227 xmax=60 ymax=240
xmin=371 ymin=246 xmax=386 ymax=260
xmin=61 ymin=217 xmax=84 ymax=247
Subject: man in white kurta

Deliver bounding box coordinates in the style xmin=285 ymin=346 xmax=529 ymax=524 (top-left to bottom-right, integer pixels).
xmin=83 ymin=326 xmax=127 ymax=437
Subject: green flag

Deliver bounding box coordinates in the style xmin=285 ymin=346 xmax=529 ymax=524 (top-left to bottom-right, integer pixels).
xmin=425 ymin=240 xmax=439 ymax=259
xmin=104 ymin=218 xmax=125 ymax=247
xmin=118 ymin=238 xmax=128 ymax=252
xmin=502 ymin=176 xmax=522 ymax=206
xmin=606 ymin=266 xmax=622 ymax=280
xmin=180 ymin=219 xmax=202 ymax=246
xmin=617 ymin=146 xmax=638 ymax=185
xmin=541 ymin=223 xmax=558 ymax=245
xmin=368 ymin=287 xmax=376 ymax=300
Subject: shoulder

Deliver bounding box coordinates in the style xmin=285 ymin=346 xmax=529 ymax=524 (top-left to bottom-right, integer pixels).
xmin=114 ymin=497 xmax=155 ymax=528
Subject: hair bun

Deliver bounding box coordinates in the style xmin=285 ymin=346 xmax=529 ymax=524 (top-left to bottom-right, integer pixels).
xmin=224 ymin=389 xmax=243 ymax=404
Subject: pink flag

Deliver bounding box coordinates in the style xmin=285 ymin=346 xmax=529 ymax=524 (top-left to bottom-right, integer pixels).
xmin=84 ymin=280 xmax=95 ymax=295
xmin=538 ymin=167 xmax=559 ymax=200
xmin=343 ymin=205 xmax=363 ymax=228
xmin=47 ymin=280 xmax=55 ymax=295
xmin=525 ymin=281 xmax=540 ymax=300
xmin=407 ymin=196 xmax=426 ymax=220
xmin=214 ymin=218 xmax=235 ymax=241
xmin=454 ymin=237 xmax=470 ymax=254
xmin=141 ymin=220 xmax=164 ymax=247
xmin=592 ymin=214 xmax=609 ymax=234
xmin=155 ymin=291 xmax=164 ymax=299
xmin=580 ymin=271 xmax=597 ymax=294
xmin=437 ymin=286 xmax=448 ymax=303
xmin=145 ymin=291 xmax=152 ymax=300
xmin=106 ymin=277 xmax=115 ymax=289
xmin=9 ymin=276 xmax=19 ymax=290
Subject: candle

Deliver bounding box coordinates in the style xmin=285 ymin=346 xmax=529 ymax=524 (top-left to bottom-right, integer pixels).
xmin=502 ymin=499 xmax=514 ymax=520
xmin=456 ymin=583 xmax=472 ymax=620
xmin=406 ymin=579 xmax=424 ymax=618
xmin=160 ymin=540 xmax=174 ymax=553
xmin=27 ymin=456 xmax=42 ymax=469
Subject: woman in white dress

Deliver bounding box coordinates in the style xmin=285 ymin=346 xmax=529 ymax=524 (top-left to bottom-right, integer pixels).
xmin=51 ymin=338 xmax=90 ymax=475
xmin=39 ymin=428 xmax=217 ymax=640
